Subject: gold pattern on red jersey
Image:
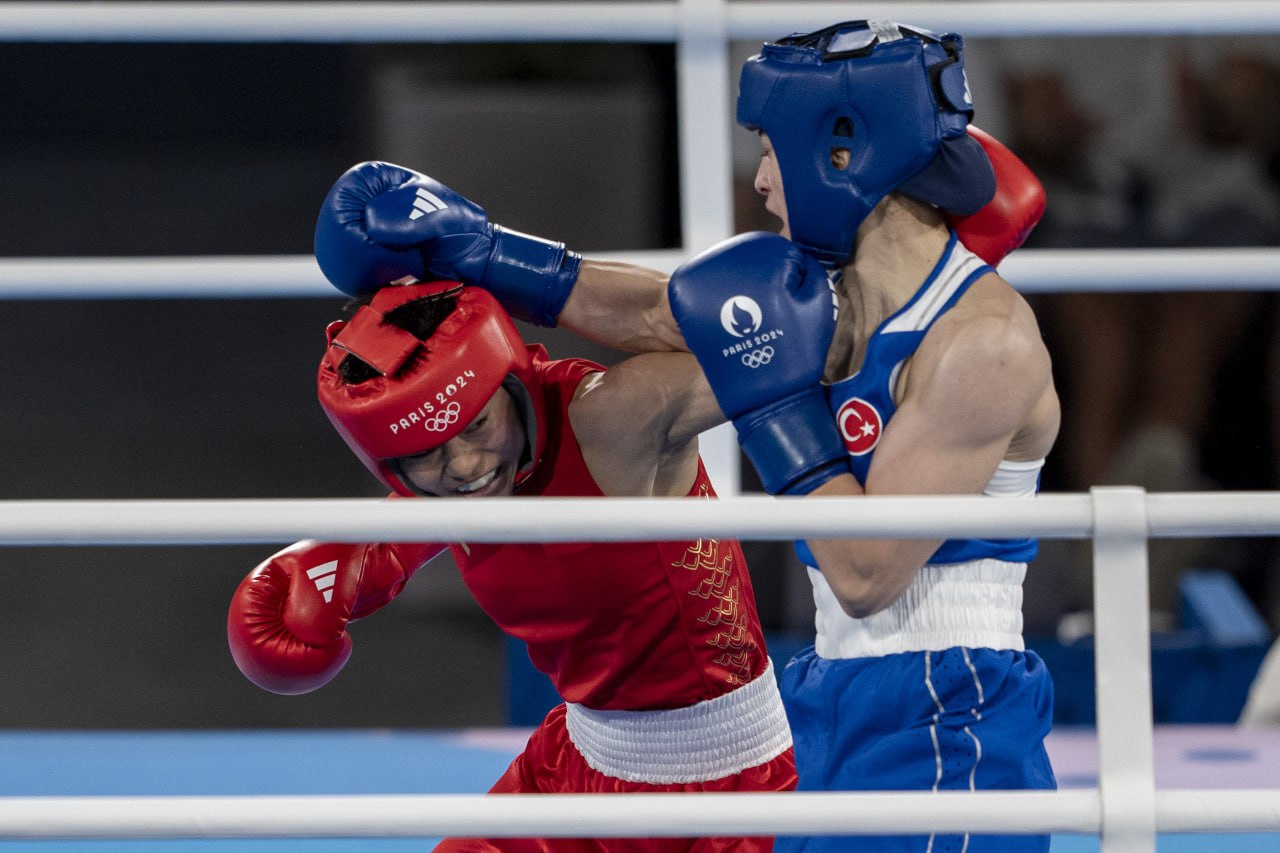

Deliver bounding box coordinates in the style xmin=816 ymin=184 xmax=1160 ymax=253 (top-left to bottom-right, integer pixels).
xmin=672 ymin=534 xmax=753 ymax=685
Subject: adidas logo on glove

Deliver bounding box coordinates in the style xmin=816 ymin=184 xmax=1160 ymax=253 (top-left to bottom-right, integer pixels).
xmin=306 ymin=560 xmax=339 ymax=603
xmin=409 ymin=187 xmax=448 ymax=220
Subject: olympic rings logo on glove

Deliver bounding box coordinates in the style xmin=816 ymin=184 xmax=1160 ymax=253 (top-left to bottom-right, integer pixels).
xmin=741 ymin=346 xmax=775 ymax=368
xmin=423 ymin=401 xmax=462 ymax=431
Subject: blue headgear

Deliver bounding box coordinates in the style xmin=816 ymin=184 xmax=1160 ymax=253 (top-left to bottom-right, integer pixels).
xmin=737 ymin=19 xmax=995 ymax=265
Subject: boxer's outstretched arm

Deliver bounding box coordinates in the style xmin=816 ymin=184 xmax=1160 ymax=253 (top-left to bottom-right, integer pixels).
xmin=314 ymin=160 xmax=680 ymax=351
xmin=557 ymin=259 xmax=685 ymax=354
xmin=311 ymin=129 xmax=1041 ymax=353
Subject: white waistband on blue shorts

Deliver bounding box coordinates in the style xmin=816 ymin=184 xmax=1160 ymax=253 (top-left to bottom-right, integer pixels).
xmin=811 ymin=558 xmax=1026 ymax=659
xmin=563 ymin=658 xmax=792 ymax=785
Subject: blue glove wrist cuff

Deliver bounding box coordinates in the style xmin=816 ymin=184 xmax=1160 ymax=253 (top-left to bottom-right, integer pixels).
xmin=484 ymin=226 xmax=581 ymax=327
xmin=733 ymin=387 xmax=850 ymax=495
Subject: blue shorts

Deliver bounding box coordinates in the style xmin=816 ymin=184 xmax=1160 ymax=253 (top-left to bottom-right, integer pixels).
xmin=775 ymin=645 xmax=1056 ymax=853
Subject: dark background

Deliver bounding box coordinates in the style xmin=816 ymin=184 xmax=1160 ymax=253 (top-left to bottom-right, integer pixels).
xmin=0 ymin=39 xmax=688 ymax=729
xmin=3 ymin=32 xmax=1279 ymax=730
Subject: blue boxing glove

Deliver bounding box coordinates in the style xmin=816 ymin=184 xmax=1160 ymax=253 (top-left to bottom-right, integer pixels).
xmin=314 ymin=161 xmax=581 ymax=326
xmin=669 ymin=232 xmax=848 ymax=495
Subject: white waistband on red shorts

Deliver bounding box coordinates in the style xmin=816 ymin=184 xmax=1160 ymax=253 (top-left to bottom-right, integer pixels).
xmin=811 ymin=558 xmax=1027 ymax=659
xmin=563 ymin=658 xmax=792 ymax=785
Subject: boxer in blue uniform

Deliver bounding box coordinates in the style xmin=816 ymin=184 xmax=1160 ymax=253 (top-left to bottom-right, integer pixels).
xmin=668 ymin=22 xmax=1061 ymax=853
xmin=774 ymin=232 xmax=1058 ymax=853
xmin=310 ymin=18 xmax=1058 ymax=852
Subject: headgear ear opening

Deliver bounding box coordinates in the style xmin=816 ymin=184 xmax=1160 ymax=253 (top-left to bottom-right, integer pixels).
xmin=737 ymin=19 xmax=995 ymax=265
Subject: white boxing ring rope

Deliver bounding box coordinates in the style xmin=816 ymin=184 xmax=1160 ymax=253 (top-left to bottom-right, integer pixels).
xmin=1 ymin=491 xmax=1278 ymax=546
xmin=3 ymin=248 xmax=1280 ymax=300
xmin=4 ymin=2 xmax=1280 ymax=41
xmin=1 ymin=488 xmax=1280 ymax=848
xmin=0 ymin=790 xmax=1276 ymax=841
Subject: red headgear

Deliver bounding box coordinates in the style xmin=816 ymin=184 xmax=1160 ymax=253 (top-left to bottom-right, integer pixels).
xmin=317 ymin=281 xmax=547 ymax=496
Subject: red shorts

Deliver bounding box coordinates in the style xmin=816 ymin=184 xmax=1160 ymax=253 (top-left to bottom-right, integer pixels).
xmin=434 ymin=702 xmax=797 ymax=852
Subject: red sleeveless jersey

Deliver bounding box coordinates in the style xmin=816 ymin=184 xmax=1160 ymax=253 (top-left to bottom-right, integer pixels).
xmin=450 ymin=349 xmax=769 ymax=711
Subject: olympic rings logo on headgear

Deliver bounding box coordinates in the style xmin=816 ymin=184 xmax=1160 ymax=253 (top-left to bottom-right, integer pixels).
xmin=741 ymin=346 xmax=775 ymax=368
xmin=423 ymin=401 xmax=462 ymax=432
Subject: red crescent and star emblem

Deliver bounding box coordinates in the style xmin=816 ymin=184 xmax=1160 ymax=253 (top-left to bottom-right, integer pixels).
xmin=836 ymin=397 xmax=882 ymax=456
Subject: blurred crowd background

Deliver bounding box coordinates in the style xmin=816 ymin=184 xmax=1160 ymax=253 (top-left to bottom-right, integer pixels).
xmin=2 ymin=24 xmax=1279 ymax=729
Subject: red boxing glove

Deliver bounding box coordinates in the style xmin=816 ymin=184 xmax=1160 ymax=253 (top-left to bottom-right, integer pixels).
xmin=947 ymin=126 xmax=1046 ymax=266
xmin=227 ymin=539 xmax=445 ymax=695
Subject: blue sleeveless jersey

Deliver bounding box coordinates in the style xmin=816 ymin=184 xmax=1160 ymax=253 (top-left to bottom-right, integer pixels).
xmin=799 ymin=233 xmax=1039 ymax=567
xmin=780 ymin=235 xmax=1056 ymax=853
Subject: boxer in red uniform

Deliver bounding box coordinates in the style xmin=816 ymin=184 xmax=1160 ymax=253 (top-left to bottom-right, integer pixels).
xmin=227 ymin=280 xmax=797 ymax=852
